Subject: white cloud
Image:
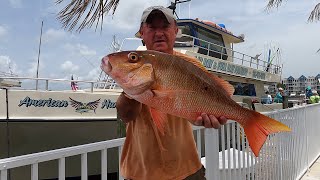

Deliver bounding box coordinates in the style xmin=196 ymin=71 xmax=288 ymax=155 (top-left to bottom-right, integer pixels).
xmin=0 ymin=26 xmax=8 ymax=38
xmin=9 ymin=0 xmax=22 ymax=8
xmin=84 ymin=67 xmax=101 ymax=81
xmin=25 ymin=59 xmax=46 ymax=77
xmin=0 ymin=55 xmax=11 ymax=72
xmin=63 ymin=43 xmax=97 ymax=56
xmin=0 ymin=55 xmax=19 ymax=75
xmin=61 ymin=60 xmax=79 ymax=73
xmin=102 ymin=0 xmax=168 ymax=30
xmin=43 ymin=28 xmax=69 ymax=44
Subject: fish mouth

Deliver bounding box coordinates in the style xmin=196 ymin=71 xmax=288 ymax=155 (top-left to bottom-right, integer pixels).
xmin=101 ymin=56 xmax=112 ymax=73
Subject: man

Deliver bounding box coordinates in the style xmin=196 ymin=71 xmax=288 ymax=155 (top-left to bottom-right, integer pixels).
xmin=274 ymin=87 xmax=284 ymax=103
xmin=306 ymin=86 xmax=313 ymax=99
xmin=117 ymin=6 xmax=227 ymax=180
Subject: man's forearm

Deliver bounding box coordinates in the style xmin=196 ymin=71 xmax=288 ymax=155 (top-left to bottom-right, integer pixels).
xmin=116 ymin=92 xmax=142 ymax=123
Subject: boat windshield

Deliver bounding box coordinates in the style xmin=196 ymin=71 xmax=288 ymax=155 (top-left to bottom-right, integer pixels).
xmin=175 ymin=25 xmax=194 ymax=47
xmin=229 ymin=81 xmax=257 ymax=96
xmin=175 ymin=22 xmax=228 ymax=60
xmin=195 ymin=26 xmax=228 ymax=60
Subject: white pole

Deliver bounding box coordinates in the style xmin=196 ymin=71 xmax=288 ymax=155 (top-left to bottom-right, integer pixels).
xmin=188 ymin=1 xmax=191 ymax=18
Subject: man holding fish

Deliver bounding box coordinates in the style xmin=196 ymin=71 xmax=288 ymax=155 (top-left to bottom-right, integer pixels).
xmin=114 ymin=6 xmax=226 ymax=180
xmin=101 ymin=5 xmax=290 ymax=180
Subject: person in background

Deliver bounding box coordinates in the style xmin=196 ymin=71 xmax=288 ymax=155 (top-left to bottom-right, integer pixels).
xmin=274 ymin=87 xmax=284 ymax=103
xmin=261 ymin=91 xmax=272 ymax=104
xmin=266 ymin=91 xmax=273 ymax=104
xmin=116 ymin=6 xmax=227 ymax=180
xmin=306 ymin=86 xmax=313 ymax=99
xmin=309 ymin=90 xmax=320 ymax=104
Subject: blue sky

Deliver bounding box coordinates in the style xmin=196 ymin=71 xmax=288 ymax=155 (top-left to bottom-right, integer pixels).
xmin=0 ymin=0 xmax=319 ymax=85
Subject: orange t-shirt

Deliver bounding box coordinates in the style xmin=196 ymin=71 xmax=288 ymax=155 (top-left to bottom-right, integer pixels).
xmin=120 ymin=104 xmax=202 ymax=180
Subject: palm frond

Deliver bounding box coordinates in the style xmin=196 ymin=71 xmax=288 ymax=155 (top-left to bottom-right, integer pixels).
xmin=308 ymin=3 xmax=320 ymax=22
xmin=317 ymin=48 xmax=320 ymax=53
xmin=56 ymin=0 xmax=120 ymax=32
xmin=265 ymin=0 xmax=283 ymax=12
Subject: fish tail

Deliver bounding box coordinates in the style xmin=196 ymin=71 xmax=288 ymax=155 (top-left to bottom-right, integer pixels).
xmin=242 ymin=111 xmax=291 ymax=157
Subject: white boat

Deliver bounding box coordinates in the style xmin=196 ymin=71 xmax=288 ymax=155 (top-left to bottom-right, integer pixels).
xmin=0 ymin=17 xmax=284 ymax=179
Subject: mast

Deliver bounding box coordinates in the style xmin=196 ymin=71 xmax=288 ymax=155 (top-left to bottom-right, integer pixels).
xmin=36 ymin=21 xmax=43 ymax=90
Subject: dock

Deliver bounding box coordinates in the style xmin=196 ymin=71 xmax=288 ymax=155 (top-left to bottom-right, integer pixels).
xmin=301 ymin=157 xmax=320 ymax=180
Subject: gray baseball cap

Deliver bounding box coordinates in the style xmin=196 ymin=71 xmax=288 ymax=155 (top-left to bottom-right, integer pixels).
xmin=135 ymin=6 xmax=176 ymax=38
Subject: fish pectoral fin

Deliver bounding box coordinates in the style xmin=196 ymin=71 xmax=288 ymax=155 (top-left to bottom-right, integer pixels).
xmin=149 ymin=107 xmax=168 ymax=135
xmin=152 ymin=89 xmax=195 ymax=99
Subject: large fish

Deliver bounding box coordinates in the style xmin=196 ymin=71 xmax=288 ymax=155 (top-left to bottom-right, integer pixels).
xmin=101 ymin=50 xmax=291 ymax=156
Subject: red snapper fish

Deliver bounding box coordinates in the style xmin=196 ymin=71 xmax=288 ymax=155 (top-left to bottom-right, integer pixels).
xmin=101 ymin=50 xmax=291 ymax=156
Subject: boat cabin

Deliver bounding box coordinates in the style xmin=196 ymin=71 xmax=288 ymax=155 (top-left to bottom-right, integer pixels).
xmin=173 ymin=18 xmax=283 ymax=111
xmin=175 ymin=18 xmax=244 ymax=62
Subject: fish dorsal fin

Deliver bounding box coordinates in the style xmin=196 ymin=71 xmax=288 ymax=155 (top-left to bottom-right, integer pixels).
xmin=173 ymin=51 xmax=235 ymax=96
xmin=174 ymin=51 xmax=208 ymax=72
xmin=207 ymin=73 xmax=235 ymax=96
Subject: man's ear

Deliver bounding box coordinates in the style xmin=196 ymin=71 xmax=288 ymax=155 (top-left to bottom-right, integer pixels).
xmin=175 ymin=26 xmax=178 ymax=34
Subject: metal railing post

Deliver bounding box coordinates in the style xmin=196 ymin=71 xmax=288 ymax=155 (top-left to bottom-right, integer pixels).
xmin=242 ymin=54 xmax=244 ymax=65
xmin=45 ymin=80 xmax=49 ymax=91
xmin=205 ymin=128 xmax=219 ymax=180
xmin=91 ymin=82 xmax=94 ymax=93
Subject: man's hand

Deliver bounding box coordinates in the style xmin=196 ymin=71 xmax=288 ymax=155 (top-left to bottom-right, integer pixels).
xmin=193 ymin=113 xmax=227 ymax=129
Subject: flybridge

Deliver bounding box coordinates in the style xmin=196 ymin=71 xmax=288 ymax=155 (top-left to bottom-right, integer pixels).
xmin=174 ymin=18 xmax=282 ymax=81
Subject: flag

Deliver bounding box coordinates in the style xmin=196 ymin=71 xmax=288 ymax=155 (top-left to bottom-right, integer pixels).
xmin=71 ymin=75 xmax=78 ymax=91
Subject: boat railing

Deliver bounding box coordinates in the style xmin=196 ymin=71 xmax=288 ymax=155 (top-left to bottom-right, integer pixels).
xmin=0 ymin=72 xmax=18 ymax=77
xmin=0 ymin=76 xmax=121 ymax=92
xmin=175 ymin=34 xmax=282 ymax=75
xmin=1 ymin=103 xmax=320 ymax=180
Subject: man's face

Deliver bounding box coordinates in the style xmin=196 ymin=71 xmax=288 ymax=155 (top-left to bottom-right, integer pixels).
xmin=140 ymin=13 xmax=178 ymax=54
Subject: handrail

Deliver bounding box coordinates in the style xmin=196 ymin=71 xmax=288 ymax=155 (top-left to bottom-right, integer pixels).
xmin=0 ymin=76 xmax=121 ymax=92
xmin=1 ymin=104 xmax=320 ymax=180
xmin=0 ymin=104 xmax=320 ymax=180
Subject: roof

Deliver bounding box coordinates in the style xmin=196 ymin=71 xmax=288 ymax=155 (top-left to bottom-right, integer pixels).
xmin=177 ymin=19 xmax=244 ymax=44
xmin=287 ymin=76 xmax=295 ymax=81
xmin=298 ymin=75 xmax=307 ymax=81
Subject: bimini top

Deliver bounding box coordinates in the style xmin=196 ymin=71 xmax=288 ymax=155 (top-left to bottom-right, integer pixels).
xmin=177 ymin=18 xmax=244 ymax=44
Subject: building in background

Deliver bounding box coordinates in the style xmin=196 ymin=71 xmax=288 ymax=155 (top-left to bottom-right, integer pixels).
xmin=282 ymin=74 xmax=320 ymax=95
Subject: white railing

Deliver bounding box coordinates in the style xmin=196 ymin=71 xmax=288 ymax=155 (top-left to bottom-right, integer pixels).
xmin=1 ymin=104 xmax=320 ymax=180
xmin=175 ymin=34 xmax=282 ymax=75
xmin=0 ymin=77 xmax=121 ymax=92
xmin=204 ymin=103 xmax=320 ymax=180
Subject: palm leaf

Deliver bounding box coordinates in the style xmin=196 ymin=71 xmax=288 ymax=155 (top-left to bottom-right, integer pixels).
xmin=265 ymin=0 xmax=283 ymax=12
xmin=266 ymin=0 xmax=320 ymax=22
xmin=56 ymin=0 xmax=120 ymax=32
xmin=308 ymin=3 xmax=320 ymax=22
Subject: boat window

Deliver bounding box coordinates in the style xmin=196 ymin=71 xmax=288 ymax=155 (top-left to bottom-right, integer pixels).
xmin=175 ymin=25 xmax=193 ymax=47
xmin=229 ymin=81 xmax=256 ymax=96
xmin=196 ymin=27 xmax=228 ymax=60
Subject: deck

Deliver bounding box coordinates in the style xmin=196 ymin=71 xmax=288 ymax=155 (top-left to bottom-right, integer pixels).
xmin=301 ymin=157 xmax=320 ymax=180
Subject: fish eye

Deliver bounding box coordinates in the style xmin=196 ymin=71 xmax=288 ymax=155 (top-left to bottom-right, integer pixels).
xmin=128 ymin=52 xmax=139 ymax=63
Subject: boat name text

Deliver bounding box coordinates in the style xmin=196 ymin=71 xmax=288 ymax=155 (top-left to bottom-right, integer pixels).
xmin=18 ymin=96 xmax=116 ymax=109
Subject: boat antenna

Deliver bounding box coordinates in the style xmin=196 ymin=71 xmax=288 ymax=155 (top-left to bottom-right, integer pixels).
xmin=36 ymin=20 xmax=44 ymax=90
xmin=167 ymin=0 xmax=191 ymax=19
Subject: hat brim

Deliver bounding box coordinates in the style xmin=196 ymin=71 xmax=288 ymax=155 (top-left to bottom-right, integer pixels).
xmin=135 ymin=31 xmax=141 ymax=38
